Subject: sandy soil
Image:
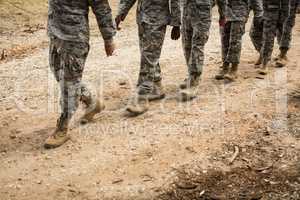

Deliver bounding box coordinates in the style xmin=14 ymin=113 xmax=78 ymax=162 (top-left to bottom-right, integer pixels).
xmin=0 ymin=1 xmax=299 ymax=199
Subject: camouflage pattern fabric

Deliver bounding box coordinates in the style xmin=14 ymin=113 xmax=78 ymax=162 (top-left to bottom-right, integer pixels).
xmin=222 ymin=21 xmax=246 ymax=64
xmin=277 ymin=0 xmax=298 ymax=50
xmin=117 ymin=0 xmax=181 ymax=26
xmin=117 ymin=0 xmax=181 ymax=89
xmin=249 ymin=16 xmax=264 ymax=52
xmin=48 ymin=0 xmax=116 ymax=128
xmin=182 ymin=0 xmax=212 ymax=76
xmin=49 ymin=37 xmax=93 ymax=127
xmin=48 ymin=0 xmax=116 ymax=43
xmin=260 ymin=0 xmax=290 ymax=65
xmin=137 ymin=23 xmax=167 ymax=86
xmin=217 ymin=0 xmax=263 ymax=64
xmin=216 ymin=0 xmax=263 ymax=22
xmin=249 ymin=0 xmax=264 ymax=52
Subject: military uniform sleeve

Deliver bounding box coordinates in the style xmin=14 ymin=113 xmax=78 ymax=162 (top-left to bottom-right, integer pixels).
xmin=170 ymin=0 xmax=181 ymax=26
xmin=216 ymin=0 xmax=226 ymax=19
xmin=250 ymin=0 xmax=263 ymax=18
xmin=90 ymin=0 xmax=116 ymax=41
xmin=117 ymin=0 xmax=137 ymax=18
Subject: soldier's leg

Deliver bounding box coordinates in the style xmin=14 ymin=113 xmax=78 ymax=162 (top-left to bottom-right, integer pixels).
xmin=276 ymin=5 xmax=297 ymax=67
xmin=250 ymin=18 xmax=264 ymax=66
xmin=259 ymin=18 xmax=277 ymax=75
xmin=45 ymin=40 xmax=90 ymax=148
xmin=137 ymin=23 xmax=167 ymax=100
xmin=222 ymin=22 xmax=231 ymax=64
xmin=181 ymin=11 xmax=211 ymax=89
xmin=182 ymin=15 xmax=193 ymax=73
xmin=189 ymin=12 xmax=211 ymax=77
xmin=224 ymin=21 xmax=245 ymax=81
xmin=250 ymin=19 xmax=264 ymax=53
xmin=215 ymin=22 xmax=231 ymax=80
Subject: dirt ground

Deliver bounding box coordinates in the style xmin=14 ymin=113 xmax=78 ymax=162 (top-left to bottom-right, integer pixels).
xmin=0 ymin=1 xmax=299 ymax=200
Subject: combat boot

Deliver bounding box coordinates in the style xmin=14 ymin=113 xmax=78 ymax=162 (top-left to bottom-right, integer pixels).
xmin=215 ymin=63 xmax=229 ymax=80
xmin=180 ymin=74 xmax=200 ymax=89
xmin=258 ymin=63 xmax=269 ymax=75
xmin=80 ymin=99 xmax=105 ymax=124
xmin=126 ymin=99 xmax=149 ymax=116
xmin=275 ymin=49 xmax=288 ymax=68
xmin=224 ymin=63 xmax=238 ymax=81
xmin=44 ymin=114 xmax=70 ymax=149
xmin=254 ymin=56 xmax=262 ymax=66
xmin=138 ymin=81 xmax=165 ymax=101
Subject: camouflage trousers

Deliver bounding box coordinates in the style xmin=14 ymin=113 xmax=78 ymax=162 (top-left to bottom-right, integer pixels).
xmin=260 ymin=13 xmax=284 ymax=65
xmin=49 ymin=37 xmax=92 ymax=128
xmin=277 ymin=1 xmax=298 ymax=50
xmin=182 ymin=3 xmax=212 ymax=76
xmin=221 ymin=21 xmax=246 ymax=64
xmin=249 ymin=17 xmax=264 ymax=52
xmin=137 ymin=23 xmax=166 ymax=87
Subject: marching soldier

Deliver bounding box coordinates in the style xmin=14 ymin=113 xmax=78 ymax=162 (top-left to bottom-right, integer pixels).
xmin=179 ymin=0 xmax=213 ymax=92
xmin=115 ymin=0 xmax=181 ymax=112
xmin=215 ymin=0 xmax=263 ymax=81
xmin=45 ymin=0 xmax=116 ymax=148
xmin=258 ymin=0 xmax=290 ymax=75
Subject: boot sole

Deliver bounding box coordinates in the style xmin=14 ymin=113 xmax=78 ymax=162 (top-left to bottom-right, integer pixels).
xmin=138 ymin=94 xmax=166 ymax=102
xmin=44 ymin=136 xmax=70 ymax=149
xmin=80 ymin=104 xmax=105 ymax=124
xmin=126 ymin=106 xmax=148 ymax=116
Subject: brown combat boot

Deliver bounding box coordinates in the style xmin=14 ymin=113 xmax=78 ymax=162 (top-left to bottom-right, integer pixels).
xmin=215 ymin=63 xmax=229 ymax=80
xmin=177 ymin=89 xmax=197 ymax=102
xmin=126 ymin=100 xmax=149 ymax=116
xmin=44 ymin=114 xmax=70 ymax=149
xmin=275 ymin=49 xmax=288 ymax=68
xmin=254 ymin=56 xmax=262 ymax=67
xmin=80 ymin=99 xmax=105 ymax=124
xmin=258 ymin=63 xmax=269 ymax=75
xmin=224 ymin=63 xmax=238 ymax=81
xmin=138 ymin=81 xmax=165 ymax=101
xmin=180 ymin=74 xmax=200 ymax=89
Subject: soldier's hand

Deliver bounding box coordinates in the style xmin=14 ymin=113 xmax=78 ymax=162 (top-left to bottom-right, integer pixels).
xmin=104 ymin=40 xmax=115 ymax=57
xmin=171 ymin=26 xmax=180 ymax=40
xmin=115 ymin=15 xmax=125 ymax=30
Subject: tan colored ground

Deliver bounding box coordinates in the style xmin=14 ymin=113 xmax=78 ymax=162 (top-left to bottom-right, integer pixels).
xmin=0 ymin=1 xmax=299 ymax=199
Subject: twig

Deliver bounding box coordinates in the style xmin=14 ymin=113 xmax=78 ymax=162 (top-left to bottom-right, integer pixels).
xmin=229 ymin=146 xmax=239 ymax=165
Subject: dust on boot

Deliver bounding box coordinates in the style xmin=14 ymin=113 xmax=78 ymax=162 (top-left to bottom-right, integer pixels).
xmin=137 ymin=81 xmax=165 ymax=101
xmin=44 ymin=113 xmax=70 ymax=149
xmin=80 ymin=99 xmax=105 ymax=124
xmin=255 ymin=56 xmax=262 ymax=66
xmin=215 ymin=62 xmax=230 ymax=80
xmin=180 ymin=73 xmax=200 ymax=90
xmin=126 ymin=97 xmax=149 ymax=116
xmin=258 ymin=62 xmax=269 ymax=75
xmin=275 ymin=48 xmax=288 ymax=68
xmin=224 ymin=63 xmax=238 ymax=81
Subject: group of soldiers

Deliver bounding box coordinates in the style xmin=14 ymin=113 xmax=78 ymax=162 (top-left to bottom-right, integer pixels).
xmin=44 ymin=0 xmax=300 ymax=149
